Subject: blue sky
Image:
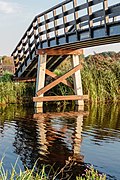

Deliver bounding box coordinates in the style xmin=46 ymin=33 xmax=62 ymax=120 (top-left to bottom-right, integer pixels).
xmin=0 ymin=0 xmax=120 ymax=56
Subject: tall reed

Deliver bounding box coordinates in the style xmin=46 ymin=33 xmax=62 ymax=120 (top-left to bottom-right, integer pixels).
xmin=56 ymin=52 xmax=120 ymax=102
xmin=0 ymin=72 xmax=35 ymax=105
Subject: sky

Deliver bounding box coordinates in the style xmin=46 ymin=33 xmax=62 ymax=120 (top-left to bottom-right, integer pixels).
xmin=0 ymin=0 xmax=120 ymax=56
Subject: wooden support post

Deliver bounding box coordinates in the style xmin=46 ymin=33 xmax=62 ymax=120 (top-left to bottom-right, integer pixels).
xmin=35 ymin=54 xmax=47 ymax=109
xmin=72 ymin=55 xmax=84 ymax=107
xmin=36 ymin=63 xmax=82 ymax=96
xmin=34 ymin=48 xmax=86 ymax=107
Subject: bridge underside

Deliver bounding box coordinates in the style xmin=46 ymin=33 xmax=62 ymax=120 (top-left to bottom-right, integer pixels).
xmin=16 ymin=31 xmax=120 ymax=78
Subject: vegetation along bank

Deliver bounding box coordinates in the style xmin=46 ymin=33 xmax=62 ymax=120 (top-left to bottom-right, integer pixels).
xmin=0 ymin=52 xmax=120 ymax=105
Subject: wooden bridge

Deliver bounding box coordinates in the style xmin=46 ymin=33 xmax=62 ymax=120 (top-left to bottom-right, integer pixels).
xmin=11 ymin=0 xmax=120 ymax=108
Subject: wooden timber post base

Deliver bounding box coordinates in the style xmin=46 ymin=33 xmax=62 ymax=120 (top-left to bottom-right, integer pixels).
xmin=34 ymin=48 xmax=88 ymax=111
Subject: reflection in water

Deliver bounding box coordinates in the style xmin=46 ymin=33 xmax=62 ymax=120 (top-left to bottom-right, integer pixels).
xmin=73 ymin=114 xmax=83 ymax=161
xmin=0 ymin=103 xmax=120 ymax=179
xmin=83 ymin=103 xmax=120 ymax=141
xmin=34 ymin=110 xmax=85 ymax=167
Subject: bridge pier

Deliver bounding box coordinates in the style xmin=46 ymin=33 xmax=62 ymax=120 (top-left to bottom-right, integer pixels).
xmin=35 ymin=54 xmax=47 ymax=109
xmin=34 ymin=48 xmax=88 ymax=111
xmin=72 ymin=55 xmax=84 ymax=107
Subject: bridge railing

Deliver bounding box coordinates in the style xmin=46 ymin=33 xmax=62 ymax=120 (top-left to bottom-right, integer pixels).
xmin=11 ymin=0 xmax=120 ymax=72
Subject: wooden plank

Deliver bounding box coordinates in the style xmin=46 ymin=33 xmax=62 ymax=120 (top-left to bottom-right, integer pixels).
xmin=37 ymin=48 xmax=83 ymax=55
xmin=33 ymin=95 xmax=89 ymax=102
xmin=45 ymin=69 xmax=73 ymax=88
xmin=37 ymin=63 xmax=82 ymax=96
xmin=13 ymin=77 xmax=36 ymax=82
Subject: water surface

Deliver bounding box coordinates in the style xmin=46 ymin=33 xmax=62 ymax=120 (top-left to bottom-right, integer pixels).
xmin=0 ymin=103 xmax=120 ymax=179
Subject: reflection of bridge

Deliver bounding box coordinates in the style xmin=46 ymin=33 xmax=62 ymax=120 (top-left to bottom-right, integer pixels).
xmin=11 ymin=0 xmax=120 ymax=108
xmin=12 ymin=108 xmax=86 ymax=176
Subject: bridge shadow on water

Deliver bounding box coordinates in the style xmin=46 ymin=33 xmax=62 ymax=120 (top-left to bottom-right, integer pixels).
xmin=0 ymin=103 xmax=120 ymax=179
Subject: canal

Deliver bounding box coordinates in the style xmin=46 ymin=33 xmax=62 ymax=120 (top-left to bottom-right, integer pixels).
xmin=0 ymin=103 xmax=120 ymax=179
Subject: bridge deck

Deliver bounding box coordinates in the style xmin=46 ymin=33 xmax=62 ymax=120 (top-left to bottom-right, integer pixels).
xmin=11 ymin=0 xmax=120 ymax=78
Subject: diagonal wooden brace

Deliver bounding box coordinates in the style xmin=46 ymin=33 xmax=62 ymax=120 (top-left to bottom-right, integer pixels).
xmin=45 ymin=69 xmax=73 ymax=88
xmin=37 ymin=63 xmax=82 ymax=96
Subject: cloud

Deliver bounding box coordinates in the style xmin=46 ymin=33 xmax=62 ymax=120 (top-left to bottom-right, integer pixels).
xmin=0 ymin=1 xmax=20 ymax=14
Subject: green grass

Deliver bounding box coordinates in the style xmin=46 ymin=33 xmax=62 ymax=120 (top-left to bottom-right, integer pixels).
xmin=0 ymin=158 xmax=106 ymax=180
xmin=76 ymin=166 xmax=106 ymax=180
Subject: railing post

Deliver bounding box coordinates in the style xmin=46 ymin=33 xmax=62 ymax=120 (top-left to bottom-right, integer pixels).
xmin=37 ymin=17 xmax=42 ymax=48
xmin=33 ymin=20 xmax=38 ymax=51
xmin=73 ymin=0 xmax=79 ymax=40
xmin=87 ymin=0 xmax=93 ymax=38
xmin=53 ymin=9 xmax=58 ymax=45
xmin=44 ymin=14 xmax=50 ymax=46
xmin=22 ymin=39 xmax=27 ymax=66
xmin=17 ymin=46 xmax=21 ymax=61
xmin=27 ymin=32 xmax=32 ymax=60
xmin=62 ymin=4 xmax=68 ymax=43
xmin=103 ymin=0 xmax=109 ymax=36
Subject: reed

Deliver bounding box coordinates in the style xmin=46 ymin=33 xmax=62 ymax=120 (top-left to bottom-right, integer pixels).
xmin=81 ymin=53 xmax=120 ymax=102
xmin=0 ymin=72 xmax=35 ymax=105
xmin=56 ymin=52 xmax=120 ymax=102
